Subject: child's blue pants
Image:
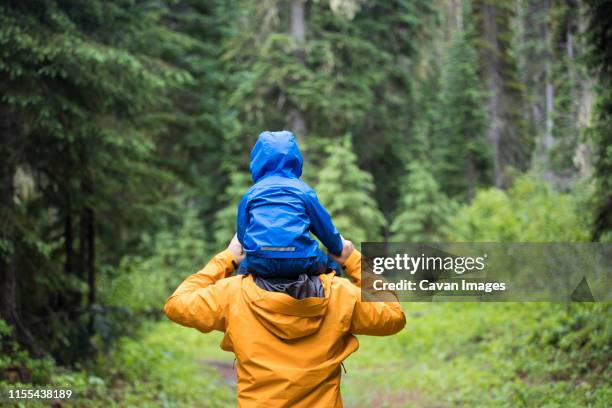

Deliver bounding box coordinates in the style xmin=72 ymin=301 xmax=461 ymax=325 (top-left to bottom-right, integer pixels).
xmin=237 ymin=249 xmax=342 ymax=278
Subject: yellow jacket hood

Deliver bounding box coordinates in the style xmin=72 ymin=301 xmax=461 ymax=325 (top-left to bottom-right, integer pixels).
xmin=242 ymin=274 xmax=332 ymax=340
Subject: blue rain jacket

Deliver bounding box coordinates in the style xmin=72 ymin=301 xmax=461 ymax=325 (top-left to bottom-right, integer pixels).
xmin=237 ymin=131 xmax=343 ymax=258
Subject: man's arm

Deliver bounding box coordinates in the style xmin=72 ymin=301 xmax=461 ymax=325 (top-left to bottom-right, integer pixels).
xmin=304 ymin=189 xmax=343 ymax=256
xmin=332 ymin=240 xmax=406 ymax=336
xmin=164 ymin=237 xmax=244 ymax=333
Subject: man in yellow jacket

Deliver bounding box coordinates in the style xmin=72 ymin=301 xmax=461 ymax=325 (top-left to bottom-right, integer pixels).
xmin=164 ymin=236 xmax=405 ymax=407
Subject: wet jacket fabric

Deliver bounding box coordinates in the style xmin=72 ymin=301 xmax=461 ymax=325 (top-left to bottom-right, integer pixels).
xmin=237 ymin=131 xmax=343 ymax=258
xmin=164 ymin=249 xmax=406 ymax=407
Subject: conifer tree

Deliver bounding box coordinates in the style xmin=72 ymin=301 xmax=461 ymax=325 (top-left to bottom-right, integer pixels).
xmin=548 ymin=0 xmax=591 ymax=180
xmin=585 ymin=0 xmax=612 ymax=240
xmin=0 ymin=0 xmax=238 ymax=354
xmin=516 ymin=0 xmax=554 ymax=175
xmin=390 ymin=162 xmax=454 ymax=242
xmin=315 ymin=136 xmax=385 ymax=244
xmin=436 ymin=16 xmax=491 ymax=198
xmin=154 ymin=0 xmax=241 ymax=218
xmin=0 ymin=0 xmax=185 ymax=350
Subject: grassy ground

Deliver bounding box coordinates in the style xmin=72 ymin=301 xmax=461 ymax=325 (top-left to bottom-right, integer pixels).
xmin=2 ymin=303 xmax=610 ymax=407
xmin=2 ymin=322 xmax=234 ymax=407
xmin=342 ymin=303 xmax=610 ymax=407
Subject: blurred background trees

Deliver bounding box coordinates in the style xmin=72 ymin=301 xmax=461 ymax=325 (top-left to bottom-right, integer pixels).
xmin=0 ymin=0 xmax=610 ymax=402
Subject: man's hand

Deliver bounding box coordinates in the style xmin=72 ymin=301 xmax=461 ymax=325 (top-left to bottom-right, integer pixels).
xmin=329 ymin=238 xmax=354 ymax=265
xmin=228 ymin=234 xmax=245 ymax=265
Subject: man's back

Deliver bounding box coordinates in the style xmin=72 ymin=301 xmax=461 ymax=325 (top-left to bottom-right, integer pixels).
xmin=164 ymin=248 xmax=405 ymax=407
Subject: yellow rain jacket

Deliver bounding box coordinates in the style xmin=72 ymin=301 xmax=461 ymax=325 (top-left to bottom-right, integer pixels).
xmin=164 ymin=249 xmax=405 ymax=407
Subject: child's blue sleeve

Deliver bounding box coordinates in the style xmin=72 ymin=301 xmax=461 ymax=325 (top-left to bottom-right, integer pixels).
xmin=236 ymin=194 xmax=249 ymax=245
xmin=304 ymin=189 xmax=343 ymax=256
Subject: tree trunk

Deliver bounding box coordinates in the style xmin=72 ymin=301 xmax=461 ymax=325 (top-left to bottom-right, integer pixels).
xmin=79 ymin=206 xmax=86 ymax=279
xmin=79 ymin=169 xmax=96 ymax=334
xmin=0 ymin=103 xmax=17 ymax=326
xmin=542 ymin=0 xmax=555 ymax=180
xmin=449 ymin=0 xmax=461 ymax=33
xmin=474 ymin=0 xmax=529 ymax=187
xmin=61 ymin=196 xmax=85 ymax=320
xmin=290 ymin=0 xmax=305 ymax=44
xmin=80 ymin=205 xmax=96 ymax=334
xmin=64 ymin=203 xmax=73 ymax=274
xmin=0 ymin=164 xmax=19 ymax=327
xmin=480 ymin=3 xmax=503 ymax=186
xmin=86 ymin=207 xmax=95 ymax=309
xmin=0 ymin=103 xmax=36 ymax=349
xmin=289 ymin=0 xmax=307 ymax=140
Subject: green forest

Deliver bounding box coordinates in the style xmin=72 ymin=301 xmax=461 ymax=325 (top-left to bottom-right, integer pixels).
xmin=1 ymin=0 xmax=611 ymax=406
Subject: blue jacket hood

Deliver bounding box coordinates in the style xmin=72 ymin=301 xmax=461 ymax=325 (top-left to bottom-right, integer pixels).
xmin=250 ymin=131 xmax=303 ymax=182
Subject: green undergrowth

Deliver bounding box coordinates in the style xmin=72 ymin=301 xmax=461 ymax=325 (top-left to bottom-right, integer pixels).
xmin=342 ymin=302 xmax=611 ymax=408
xmin=1 ymin=320 xmax=233 ymax=407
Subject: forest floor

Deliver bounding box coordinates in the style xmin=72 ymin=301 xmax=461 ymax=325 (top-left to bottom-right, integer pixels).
xmin=4 ymin=303 xmax=609 ymax=407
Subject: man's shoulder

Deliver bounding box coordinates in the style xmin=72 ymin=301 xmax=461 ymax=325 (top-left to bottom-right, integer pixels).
xmin=327 ymin=273 xmax=361 ymax=300
xmin=215 ymin=274 xmax=246 ymax=290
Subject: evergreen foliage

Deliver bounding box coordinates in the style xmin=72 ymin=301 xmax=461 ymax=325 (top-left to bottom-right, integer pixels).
xmin=0 ymin=0 xmax=234 ymax=358
xmin=213 ymin=170 xmax=252 ymax=249
xmin=548 ymin=0 xmax=590 ymax=178
xmin=435 ymin=16 xmax=491 ymax=198
xmin=390 ymin=162 xmax=455 ymax=242
xmin=0 ymin=0 xmax=184 ymax=355
xmin=585 ymin=0 xmax=612 ymax=241
xmin=315 ymin=135 xmax=385 ymax=244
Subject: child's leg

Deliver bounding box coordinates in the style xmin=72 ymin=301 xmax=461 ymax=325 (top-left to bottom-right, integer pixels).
xmin=246 ymin=256 xmax=312 ymax=278
xmin=326 ymin=257 xmax=342 ymax=276
xmin=309 ymin=249 xmax=342 ymax=276
xmin=244 ymin=253 xmax=341 ymax=278
xmin=237 ymin=257 xmax=249 ymax=275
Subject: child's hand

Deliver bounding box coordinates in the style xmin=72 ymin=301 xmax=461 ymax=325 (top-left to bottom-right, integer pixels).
xmin=330 ymin=239 xmax=354 ymax=265
xmin=228 ymin=234 xmax=245 ymax=265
